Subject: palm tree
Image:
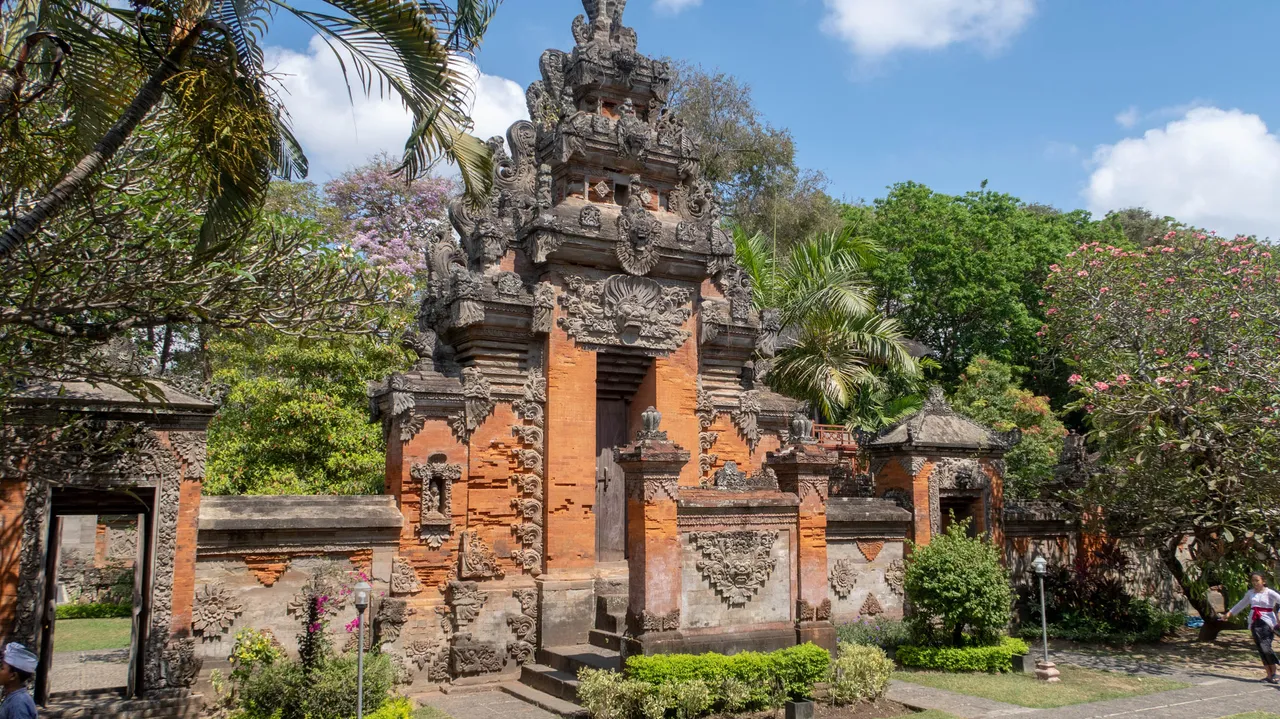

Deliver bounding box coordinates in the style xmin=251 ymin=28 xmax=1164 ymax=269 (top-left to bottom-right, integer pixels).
xmin=0 ymin=0 xmax=497 ymax=260
xmin=734 ymin=226 xmax=919 ymax=424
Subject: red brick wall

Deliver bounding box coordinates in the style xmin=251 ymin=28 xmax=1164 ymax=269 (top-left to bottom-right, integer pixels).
xmin=396 ymin=419 xmax=467 ymax=590
xmin=170 ymin=477 xmax=203 ymax=634
xmin=545 ymin=319 xmax=597 ymax=571
xmin=466 ymin=405 xmax=523 ymax=576
xmin=0 ymin=477 xmax=26 ymax=636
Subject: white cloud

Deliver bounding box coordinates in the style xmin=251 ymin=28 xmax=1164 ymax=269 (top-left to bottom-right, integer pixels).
xmin=1043 ymin=141 xmax=1079 ymax=160
xmin=655 ymin=0 xmax=701 ymax=13
xmin=1086 ymin=107 xmax=1280 ymax=238
xmin=265 ymin=36 xmax=528 ymax=181
xmin=821 ymin=0 xmax=1036 ymax=59
xmin=1115 ymin=106 xmax=1139 ymax=128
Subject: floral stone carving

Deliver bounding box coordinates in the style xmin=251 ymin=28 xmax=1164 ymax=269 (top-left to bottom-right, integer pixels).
xmin=374 ymin=597 xmax=412 ymax=644
xmin=451 ymin=635 xmax=504 ymax=675
xmin=413 ymin=454 xmax=462 ymax=548
xmin=557 ymin=274 xmax=692 ymax=355
xmin=391 ymin=557 xmax=423 ymax=595
xmin=859 ymin=594 xmax=884 ymax=617
xmin=448 ymin=367 xmax=495 ymax=443
xmin=458 ymin=530 xmax=504 ymax=580
xmin=885 ymin=559 xmax=905 ymax=596
xmin=192 ymin=582 xmax=243 ymax=639
xmin=445 ymin=580 xmax=487 ymax=629
xmin=830 ymin=559 xmax=857 ymax=600
xmin=731 ymin=391 xmax=762 ymax=450
xmin=688 ymin=530 xmax=779 ymax=607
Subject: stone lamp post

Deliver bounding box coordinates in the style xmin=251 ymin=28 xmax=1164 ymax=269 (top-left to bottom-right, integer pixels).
xmin=1031 ymin=556 xmax=1059 ymax=682
xmin=352 ymin=580 xmax=372 ymax=714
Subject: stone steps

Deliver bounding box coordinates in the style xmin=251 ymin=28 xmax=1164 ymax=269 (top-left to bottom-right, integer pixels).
xmin=538 ymin=644 xmax=621 ymax=675
xmin=500 ymin=681 xmax=590 ymax=718
xmin=42 ymin=691 xmax=203 ymax=719
xmin=594 ymin=595 xmax=627 ymax=635
xmin=519 ymin=663 xmax=581 ymax=703
xmin=588 ymin=628 xmax=622 ymax=652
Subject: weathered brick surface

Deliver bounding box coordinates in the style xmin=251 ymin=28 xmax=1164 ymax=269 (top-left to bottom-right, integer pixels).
xmin=0 ymin=477 xmax=26 ymax=636
xmin=243 ymin=555 xmax=290 ymax=586
xmin=465 ymin=404 xmax=524 ymax=577
xmin=544 ymin=319 xmax=597 ymax=571
xmin=169 ymin=475 xmax=203 ymax=635
xmin=396 ymin=418 xmax=467 ymax=589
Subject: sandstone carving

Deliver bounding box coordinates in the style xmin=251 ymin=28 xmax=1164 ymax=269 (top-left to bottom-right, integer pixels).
xmin=374 ymin=597 xmax=411 ymax=644
xmin=885 ymin=559 xmax=906 ymax=596
xmin=391 ymin=557 xmax=423 ymax=595
xmin=731 ymin=390 xmax=762 ymax=450
xmin=458 ymin=530 xmax=504 ymax=580
xmin=830 ymin=559 xmax=858 ymax=600
xmin=451 ymin=636 xmax=504 ymax=675
xmin=688 ymin=530 xmax=779 ymax=607
xmin=797 ymin=599 xmax=832 ymax=622
xmin=856 ymin=540 xmax=885 ymax=563
xmin=859 ymin=593 xmax=884 ymax=617
xmin=192 ymin=582 xmax=243 ymax=639
xmin=558 ymin=274 xmax=692 ymax=354
xmin=445 ymin=580 xmax=487 ymax=629
xmin=163 ymin=637 xmax=201 ymax=688
xmin=413 ymin=454 xmax=462 ymax=548
xmin=448 ymin=367 xmax=495 ymax=443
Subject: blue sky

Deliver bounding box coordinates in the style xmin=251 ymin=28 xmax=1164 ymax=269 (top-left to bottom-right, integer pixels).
xmin=264 ymin=0 xmax=1280 ymax=238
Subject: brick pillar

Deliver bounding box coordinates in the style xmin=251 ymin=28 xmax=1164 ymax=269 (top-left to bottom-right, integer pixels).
xmin=766 ymin=415 xmax=837 ymax=652
xmin=616 ymin=407 xmax=689 ymax=657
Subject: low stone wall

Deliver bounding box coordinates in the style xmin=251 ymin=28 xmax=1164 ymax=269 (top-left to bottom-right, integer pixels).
xmin=827 ymin=498 xmax=911 ymax=623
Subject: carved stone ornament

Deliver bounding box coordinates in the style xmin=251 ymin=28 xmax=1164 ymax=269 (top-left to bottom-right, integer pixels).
xmin=714 ymin=265 xmax=754 ymax=322
xmin=705 ymin=461 xmax=779 ymax=492
xmin=374 ymin=597 xmax=411 ymax=644
xmin=830 ymin=559 xmax=858 ymax=600
xmin=495 ymin=271 xmax=524 ymax=297
xmin=579 ymin=204 xmax=602 ymax=229
xmin=449 ymin=367 xmax=495 ymax=443
xmin=688 ymin=530 xmax=779 ymax=607
xmin=446 ymin=580 xmax=488 ymax=630
xmin=514 ymin=588 xmax=539 ymax=621
xmin=169 ymin=430 xmax=207 ymax=479
xmin=513 ymin=368 xmax=547 ymax=426
xmin=635 ymin=405 xmax=667 ymax=441
xmin=458 ymin=530 xmax=505 ymax=580
xmin=533 ymin=283 xmax=556 ymax=334
xmin=626 ymin=476 xmax=678 ymax=503
xmin=413 ymin=454 xmax=462 ymax=548
xmin=859 ymin=594 xmax=884 ymax=617
xmin=732 ymin=391 xmax=762 ymax=451
xmin=451 ymin=635 xmax=504 ymax=675
xmin=391 ymin=557 xmax=423 ymax=595
xmin=696 ymin=381 xmax=717 ymax=431
xmin=928 ymin=457 xmax=990 ymax=537
xmin=616 ymin=180 xmax=663 ymax=275
xmin=881 ymin=487 xmax=914 ymax=512
xmin=885 ymin=559 xmax=905 ymax=596
xmin=387 ymin=375 xmax=426 ymax=444
xmin=557 ymin=275 xmax=693 ymax=355
xmin=146 ymin=474 xmax=183 ymax=688
xmin=700 ymin=298 xmax=728 ymax=345
xmin=797 ymin=599 xmax=832 ymax=622
xmin=630 ymin=608 xmax=680 ymax=634
xmin=856 ymin=540 xmax=885 ymax=563
xmin=163 ymin=637 xmax=202 ymax=688
xmin=192 ymin=582 xmax=244 ymax=639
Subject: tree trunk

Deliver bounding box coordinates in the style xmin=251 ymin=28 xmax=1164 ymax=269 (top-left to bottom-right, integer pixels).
xmin=1156 ymin=537 xmax=1222 ymax=641
xmin=0 ymin=28 xmax=202 ymax=260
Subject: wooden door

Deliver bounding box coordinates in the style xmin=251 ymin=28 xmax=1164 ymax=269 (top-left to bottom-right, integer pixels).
xmin=35 ymin=516 xmax=61 ymax=705
xmin=595 ymin=399 xmax=629 ymax=562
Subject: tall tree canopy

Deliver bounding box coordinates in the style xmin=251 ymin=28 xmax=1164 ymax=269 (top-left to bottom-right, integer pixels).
xmin=0 ymin=0 xmax=496 ymax=259
xmin=864 ymin=182 xmax=1121 ymax=394
xmin=667 ymin=63 xmax=843 ymax=249
xmin=1045 ymin=231 xmax=1280 ymax=618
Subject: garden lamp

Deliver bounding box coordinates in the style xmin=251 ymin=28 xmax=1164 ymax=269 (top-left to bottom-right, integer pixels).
xmin=1030 ymin=556 xmax=1058 ymax=681
xmin=353 ymin=580 xmax=372 ymax=717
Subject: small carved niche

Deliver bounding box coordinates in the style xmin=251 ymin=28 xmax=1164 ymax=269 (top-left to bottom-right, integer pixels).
xmin=413 ymin=454 xmax=463 ymax=548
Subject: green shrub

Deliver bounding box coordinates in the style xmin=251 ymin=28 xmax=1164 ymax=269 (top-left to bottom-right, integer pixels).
xmin=896 ymin=637 xmax=1030 ymax=673
xmin=835 ymin=616 xmax=910 ymax=650
xmin=577 ymin=668 xmax=648 ymax=719
xmin=905 ymin=521 xmax=1012 ymax=646
xmin=1017 ymin=602 xmax=1183 ymax=645
xmin=828 ymin=643 xmax=894 ymax=705
xmin=625 ymin=643 xmax=829 ymax=707
xmin=642 ymin=680 xmax=713 ymax=719
xmin=230 ymin=628 xmax=285 ymax=686
xmin=364 ymin=697 xmax=413 ymax=719
xmin=56 ymin=602 xmax=131 ymax=619
xmin=239 ymin=653 xmax=394 ymax=719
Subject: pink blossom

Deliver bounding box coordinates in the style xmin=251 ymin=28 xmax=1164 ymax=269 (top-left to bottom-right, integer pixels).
xmin=1155 ymin=376 xmax=1172 ymax=384
xmin=1068 ymin=374 xmax=1083 ymax=385
xmin=1183 ymin=365 xmax=1196 ymax=373
xmin=1230 ymin=311 xmax=1241 ymax=319
xmin=1155 ymin=348 xmax=1166 ymax=356
xmin=1115 ymin=374 xmax=1131 ymax=386
xmin=1077 ymin=270 xmax=1089 ymax=278
xmin=1049 ymin=264 xmax=1061 ymax=272
xmin=1099 ymin=287 xmax=1109 ymax=293
xmin=346 ymin=617 xmax=360 ymax=633
xmin=1186 ymin=351 xmax=1200 ymax=358
xmin=1093 ymin=381 xmax=1110 ymax=391
xmin=1211 ymin=386 xmax=1228 ymax=394
xmin=1188 ymin=317 xmax=1200 ymax=325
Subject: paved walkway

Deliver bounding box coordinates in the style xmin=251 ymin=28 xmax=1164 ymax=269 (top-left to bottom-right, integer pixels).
xmin=420 ymin=690 xmax=559 ymax=719
xmin=887 ymin=648 xmax=1280 ymax=719
xmin=49 ymin=649 xmax=129 ymax=693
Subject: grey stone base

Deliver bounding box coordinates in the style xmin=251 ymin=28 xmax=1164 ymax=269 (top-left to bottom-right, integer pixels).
xmin=537 ymin=574 xmax=596 ymax=648
xmin=795 ymin=621 xmax=836 ymax=653
xmin=623 ymin=625 xmax=797 ymax=658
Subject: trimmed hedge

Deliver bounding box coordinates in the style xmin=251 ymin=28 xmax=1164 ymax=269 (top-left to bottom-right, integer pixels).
xmin=56 ymin=602 xmax=132 ymax=620
xmin=625 ymin=642 xmax=830 ymax=704
xmin=896 ymin=637 xmax=1029 ymax=673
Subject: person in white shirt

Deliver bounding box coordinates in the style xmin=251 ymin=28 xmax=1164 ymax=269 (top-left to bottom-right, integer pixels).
xmin=1225 ymin=571 xmax=1280 ymax=684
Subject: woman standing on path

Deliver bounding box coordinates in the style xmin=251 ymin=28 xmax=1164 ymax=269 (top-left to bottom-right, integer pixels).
xmin=1225 ymin=572 xmax=1280 ymax=684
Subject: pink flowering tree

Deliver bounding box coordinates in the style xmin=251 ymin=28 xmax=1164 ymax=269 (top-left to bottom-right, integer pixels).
xmin=1045 ymin=231 xmax=1280 ymax=616
xmin=325 ymin=154 xmax=456 ymax=292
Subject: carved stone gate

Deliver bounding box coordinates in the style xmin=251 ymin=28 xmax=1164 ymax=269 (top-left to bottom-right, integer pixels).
xmin=0 ymin=380 xmax=214 ymax=702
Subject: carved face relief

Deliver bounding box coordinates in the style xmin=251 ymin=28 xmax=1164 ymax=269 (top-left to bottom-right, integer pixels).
xmin=557 ymin=275 xmax=693 ymax=355
xmin=688 ymin=530 xmax=779 ymax=607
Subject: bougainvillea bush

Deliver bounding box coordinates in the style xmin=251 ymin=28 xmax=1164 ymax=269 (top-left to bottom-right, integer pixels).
xmin=1044 ymin=232 xmax=1280 ymax=618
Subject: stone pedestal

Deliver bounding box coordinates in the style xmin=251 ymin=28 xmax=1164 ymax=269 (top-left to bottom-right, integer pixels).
xmin=615 ymin=409 xmax=691 ymax=657
xmin=1035 ymin=660 xmax=1061 ymax=682
xmin=766 ymin=418 xmax=837 ymax=653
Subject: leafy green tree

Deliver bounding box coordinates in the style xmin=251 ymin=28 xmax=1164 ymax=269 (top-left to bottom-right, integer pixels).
xmin=864 ymin=182 xmax=1122 ymax=394
xmin=667 ymin=63 xmax=843 ymax=249
xmin=204 ymin=329 xmax=409 ymax=495
xmin=904 ymin=521 xmax=1013 ymax=647
xmin=1044 ymin=231 xmax=1280 ymax=620
xmin=949 ymin=356 xmax=1067 ymax=499
xmin=0 ymin=0 xmax=496 ymax=259
xmin=1102 ymin=207 xmax=1179 ymax=248
xmin=734 ymin=227 xmax=918 ymax=423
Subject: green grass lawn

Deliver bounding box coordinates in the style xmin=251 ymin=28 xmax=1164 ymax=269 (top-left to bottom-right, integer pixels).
xmin=412 ymin=707 xmax=453 ymax=719
xmin=1219 ymin=714 xmax=1280 ymax=719
xmin=54 ymin=618 xmax=133 ymax=652
xmin=892 ymin=665 xmax=1188 ymax=709
xmin=907 ymin=711 xmax=961 ymax=719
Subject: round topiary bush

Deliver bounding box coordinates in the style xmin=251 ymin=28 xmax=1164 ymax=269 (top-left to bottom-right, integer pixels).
xmin=904 ymin=519 xmax=1012 ymax=646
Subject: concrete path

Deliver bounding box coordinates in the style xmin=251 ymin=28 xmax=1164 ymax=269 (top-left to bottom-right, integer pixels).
xmin=887 ymin=679 xmax=1036 ymax=717
xmin=419 ymin=690 xmax=560 ymax=719
xmin=49 ymin=649 xmax=129 ymax=693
